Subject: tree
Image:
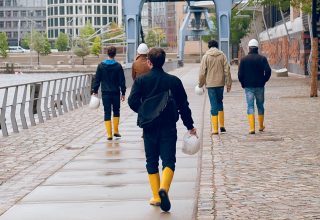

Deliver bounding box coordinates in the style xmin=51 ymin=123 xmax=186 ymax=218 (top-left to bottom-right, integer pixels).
xmin=91 ymin=36 xmax=102 ymax=57
xmin=21 ymin=33 xmax=30 ymax=49
xmin=103 ymin=22 xmax=125 ymax=44
xmin=145 ymin=28 xmax=166 ymax=47
xmin=0 ymin=32 xmax=9 ymax=58
xmin=73 ymin=38 xmax=90 ymax=65
xmin=31 ymin=31 xmax=51 ymax=65
xmin=55 ymin=32 xmax=69 ymax=51
xmin=80 ymin=22 xmax=95 ymax=41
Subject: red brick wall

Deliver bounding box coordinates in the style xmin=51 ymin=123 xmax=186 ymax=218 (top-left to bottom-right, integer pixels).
xmin=259 ymin=32 xmax=308 ymax=75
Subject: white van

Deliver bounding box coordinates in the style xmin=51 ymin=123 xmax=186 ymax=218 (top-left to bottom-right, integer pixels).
xmin=8 ymin=46 xmax=30 ymax=53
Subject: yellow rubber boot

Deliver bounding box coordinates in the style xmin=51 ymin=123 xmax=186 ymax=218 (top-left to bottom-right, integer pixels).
xmin=218 ymin=111 xmax=226 ymax=132
xmin=148 ymin=173 xmax=161 ymax=206
xmin=247 ymin=114 xmax=255 ymax=134
xmin=104 ymin=121 xmax=113 ymax=140
xmin=211 ymin=115 xmax=219 ymax=135
xmin=113 ymin=117 xmax=121 ymax=137
xmin=258 ymin=115 xmax=265 ymax=132
xmin=159 ymin=167 xmax=174 ymax=212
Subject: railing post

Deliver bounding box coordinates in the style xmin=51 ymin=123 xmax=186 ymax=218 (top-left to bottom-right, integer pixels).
xmin=56 ymin=79 xmax=63 ymax=115
xmin=36 ymin=83 xmax=44 ymax=123
xmin=20 ymin=85 xmax=28 ymax=129
xmin=50 ymin=80 xmax=57 ymax=117
xmin=28 ymin=84 xmax=36 ymax=126
xmin=44 ymin=81 xmax=51 ymax=120
xmin=11 ymin=86 xmax=19 ymax=133
xmin=0 ymin=88 xmax=9 ymax=136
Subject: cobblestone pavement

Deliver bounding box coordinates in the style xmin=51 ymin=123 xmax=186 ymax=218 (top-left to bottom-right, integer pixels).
xmin=1 ymin=64 xmax=319 ymax=219
xmin=197 ymin=66 xmax=320 ymax=219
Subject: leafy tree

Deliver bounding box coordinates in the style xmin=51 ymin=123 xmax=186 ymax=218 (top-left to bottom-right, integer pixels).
xmin=31 ymin=31 xmax=51 ymax=65
xmin=103 ymin=22 xmax=125 ymax=44
xmin=73 ymin=38 xmax=90 ymax=65
xmin=0 ymin=32 xmax=9 ymax=58
xmin=145 ymin=30 xmax=157 ymax=47
xmin=55 ymin=32 xmax=69 ymax=51
xmin=21 ymin=33 xmax=31 ymax=49
xmin=80 ymin=22 xmax=95 ymax=42
xmin=91 ymin=36 xmax=102 ymax=57
xmin=145 ymin=28 xmax=166 ymax=47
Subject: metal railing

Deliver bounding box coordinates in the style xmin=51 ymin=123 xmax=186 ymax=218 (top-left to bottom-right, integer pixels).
xmin=0 ymin=74 xmax=92 ymax=137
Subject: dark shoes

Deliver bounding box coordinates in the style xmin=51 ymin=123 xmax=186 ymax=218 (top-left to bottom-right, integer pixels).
xmin=114 ymin=133 xmax=121 ymax=138
xmin=158 ymin=189 xmax=171 ymax=212
xmin=220 ymin=127 xmax=226 ymax=132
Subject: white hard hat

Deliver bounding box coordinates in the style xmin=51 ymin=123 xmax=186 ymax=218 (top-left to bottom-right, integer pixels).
xmin=182 ymin=132 xmax=200 ymax=155
xmin=137 ymin=43 xmax=149 ymax=54
xmin=89 ymin=95 xmax=100 ymax=109
xmin=248 ymin=39 xmax=259 ymax=48
xmin=195 ymin=85 xmax=205 ymax=95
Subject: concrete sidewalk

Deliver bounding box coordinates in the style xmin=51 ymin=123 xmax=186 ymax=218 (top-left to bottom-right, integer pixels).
xmin=0 ymin=64 xmax=205 ymax=220
xmin=1 ymin=64 xmax=319 ymax=220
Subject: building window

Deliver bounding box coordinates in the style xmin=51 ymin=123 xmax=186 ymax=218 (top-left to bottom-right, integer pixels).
xmin=59 ymin=6 xmax=65 ymax=15
xmin=0 ymin=11 xmax=3 ymax=17
xmin=5 ymin=21 xmax=11 ymax=28
xmin=102 ymin=17 xmax=107 ymax=25
xmin=60 ymin=17 xmax=65 ymax=26
xmin=0 ymin=21 xmax=4 ymax=28
xmin=13 ymin=11 xmax=19 ymax=17
xmin=94 ymin=6 xmax=101 ymax=14
xmin=102 ymin=6 xmax=107 ymax=14
xmin=6 ymin=11 xmax=12 ymax=17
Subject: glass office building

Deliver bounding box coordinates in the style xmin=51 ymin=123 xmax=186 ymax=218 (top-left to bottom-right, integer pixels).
xmin=47 ymin=0 xmax=122 ymax=41
xmin=0 ymin=0 xmax=46 ymax=45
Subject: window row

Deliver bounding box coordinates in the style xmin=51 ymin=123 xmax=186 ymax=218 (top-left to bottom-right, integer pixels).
xmin=48 ymin=16 xmax=117 ymax=27
xmin=47 ymin=0 xmax=117 ymax=4
xmin=0 ymin=20 xmax=46 ymax=29
xmin=47 ymin=5 xmax=117 ymax=16
xmin=0 ymin=10 xmax=46 ymax=18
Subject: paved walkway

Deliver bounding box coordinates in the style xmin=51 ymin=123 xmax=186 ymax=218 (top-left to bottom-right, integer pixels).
xmin=0 ymin=64 xmax=319 ymax=219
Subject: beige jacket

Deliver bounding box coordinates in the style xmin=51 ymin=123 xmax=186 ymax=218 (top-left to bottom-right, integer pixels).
xmin=198 ymin=47 xmax=232 ymax=88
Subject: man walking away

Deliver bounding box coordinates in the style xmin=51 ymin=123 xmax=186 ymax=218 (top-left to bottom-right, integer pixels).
xmin=128 ymin=48 xmax=197 ymax=212
xmin=238 ymin=39 xmax=271 ymax=134
xmin=198 ymin=40 xmax=232 ymax=135
xmin=132 ymin=43 xmax=151 ymax=80
xmin=92 ymin=46 xmax=126 ymax=140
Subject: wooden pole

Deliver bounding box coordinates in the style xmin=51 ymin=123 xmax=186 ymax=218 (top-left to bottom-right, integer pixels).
xmin=310 ymin=0 xmax=318 ymax=97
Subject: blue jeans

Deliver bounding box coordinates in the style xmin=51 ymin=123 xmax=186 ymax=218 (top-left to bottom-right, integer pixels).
xmin=208 ymin=87 xmax=224 ymax=116
xmin=245 ymin=87 xmax=265 ymax=115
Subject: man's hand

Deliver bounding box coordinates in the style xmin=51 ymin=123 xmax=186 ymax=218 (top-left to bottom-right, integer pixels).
xmin=189 ymin=128 xmax=198 ymax=138
xmin=121 ymin=95 xmax=125 ymax=102
xmin=227 ymin=86 xmax=231 ymax=93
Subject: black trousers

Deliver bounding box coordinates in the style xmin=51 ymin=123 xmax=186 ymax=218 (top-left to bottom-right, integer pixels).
xmin=143 ymin=125 xmax=177 ymax=174
xmin=102 ymin=92 xmax=120 ymax=121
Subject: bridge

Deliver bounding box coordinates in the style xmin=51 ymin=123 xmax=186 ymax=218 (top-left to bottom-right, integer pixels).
xmin=122 ymin=0 xmax=233 ymax=65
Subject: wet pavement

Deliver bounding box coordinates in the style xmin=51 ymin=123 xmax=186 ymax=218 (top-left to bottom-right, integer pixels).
xmin=0 ymin=64 xmax=320 ymax=219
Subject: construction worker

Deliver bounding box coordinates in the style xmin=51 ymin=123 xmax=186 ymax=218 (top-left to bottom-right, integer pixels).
xmin=238 ymin=39 xmax=271 ymax=134
xmin=132 ymin=43 xmax=151 ymax=80
xmin=92 ymin=46 xmax=126 ymax=140
xmin=198 ymin=40 xmax=232 ymax=135
xmin=128 ymin=48 xmax=197 ymax=212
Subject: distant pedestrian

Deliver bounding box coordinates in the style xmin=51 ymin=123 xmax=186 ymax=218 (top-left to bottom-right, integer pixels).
xmin=128 ymin=48 xmax=197 ymax=212
xmin=238 ymin=39 xmax=271 ymax=134
xmin=132 ymin=43 xmax=151 ymax=80
xmin=198 ymin=40 xmax=232 ymax=135
xmin=92 ymin=46 xmax=126 ymax=140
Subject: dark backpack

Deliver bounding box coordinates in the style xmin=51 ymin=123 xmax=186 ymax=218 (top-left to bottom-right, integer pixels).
xmin=137 ymin=90 xmax=177 ymax=128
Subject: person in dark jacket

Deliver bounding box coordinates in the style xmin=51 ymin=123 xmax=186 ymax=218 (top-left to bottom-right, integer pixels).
xmin=128 ymin=48 xmax=197 ymax=212
xmin=238 ymin=39 xmax=271 ymax=134
xmin=92 ymin=46 xmax=126 ymax=140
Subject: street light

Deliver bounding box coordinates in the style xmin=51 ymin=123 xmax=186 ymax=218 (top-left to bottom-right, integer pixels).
xmin=23 ymin=15 xmax=36 ymax=66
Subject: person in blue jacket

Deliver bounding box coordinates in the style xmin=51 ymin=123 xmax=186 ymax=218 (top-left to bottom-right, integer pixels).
xmin=92 ymin=46 xmax=126 ymax=140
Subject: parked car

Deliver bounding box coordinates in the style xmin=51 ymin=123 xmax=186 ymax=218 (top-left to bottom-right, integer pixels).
xmin=8 ymin=46 xmax=30 ymax=53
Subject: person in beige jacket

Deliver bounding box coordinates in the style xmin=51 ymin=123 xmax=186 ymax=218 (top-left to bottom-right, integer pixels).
xmin=198 ymin=40 xmax=232 ymax=135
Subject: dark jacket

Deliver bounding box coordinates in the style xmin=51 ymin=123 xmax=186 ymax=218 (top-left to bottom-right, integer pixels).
xmin=238 ymin=51 xmax=271 ymax=88
xmin=132 ymin=54 xmax=151 ymax=80
xmin=93 ymin=59 xmax=126 ymax=95
xmin=128 ymin=67 xmax=194 ymax=130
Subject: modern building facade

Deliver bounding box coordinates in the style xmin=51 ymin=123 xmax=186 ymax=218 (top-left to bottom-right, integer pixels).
xmin=0 ymin=0 xmax=46 ymax=46
xmin=47 ymin=0 xmax=122 ymax=41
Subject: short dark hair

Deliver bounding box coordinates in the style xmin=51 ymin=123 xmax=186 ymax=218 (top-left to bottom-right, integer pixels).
xmin=208 ymin=40 xmax=218 ymax=49
xmin=107 ymin=46 xmax=116 ymax=58
xmin=147 ymin=48 xmax=166 ymax=68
